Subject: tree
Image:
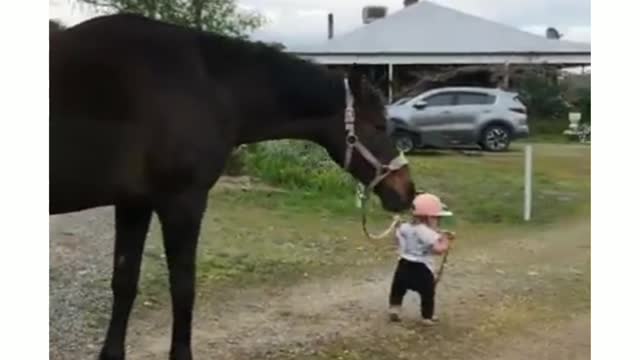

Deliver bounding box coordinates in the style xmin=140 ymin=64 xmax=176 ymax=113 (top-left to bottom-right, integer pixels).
xmin=50 ymin=19 xmax=66 ymax=32
xmin=518 ymin=71 xmax=570 ymax=121
xmin=75 ymin=0 xmax=265 ymax=37
xmin=267 ymin=42 xmax=286 ymax=51
xmin=573 ymin=87 xmax=591 ymax=124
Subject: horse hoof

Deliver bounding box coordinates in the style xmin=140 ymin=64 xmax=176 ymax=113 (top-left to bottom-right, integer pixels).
xmin=99 ymin=348 xmax=124 ymax=360
xmin=170 ymin=347 xmax=192 ymax=360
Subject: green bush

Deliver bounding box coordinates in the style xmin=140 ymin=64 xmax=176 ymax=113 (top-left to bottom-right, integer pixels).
xmin=223 ymin=147 xmax=247 ymax=176
xmin=574 ymin=88 xmax=591 ymax=124
xmin=243 ymin=140 xmax=353 ymax=195
xmin=518 ymin=73 xmax=570 ymax=121
xmin=528 ymin=117 xmax=568 ymax=140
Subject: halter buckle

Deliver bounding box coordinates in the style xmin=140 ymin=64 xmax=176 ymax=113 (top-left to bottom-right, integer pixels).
xmin=343 ymin=76 xmax=408 ymax=187
xmin=345 ymin=108 xmax=355 ymax=121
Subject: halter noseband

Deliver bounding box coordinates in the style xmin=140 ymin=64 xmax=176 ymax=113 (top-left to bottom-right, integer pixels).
xmin=342 ymin=78 xmax=408 ymax=193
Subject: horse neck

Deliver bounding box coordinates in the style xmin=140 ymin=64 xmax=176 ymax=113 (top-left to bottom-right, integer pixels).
xmin=197 ymin=34 xmax=346 ymax=148
xmin=235 ymin=65 xmax=346 ymax=148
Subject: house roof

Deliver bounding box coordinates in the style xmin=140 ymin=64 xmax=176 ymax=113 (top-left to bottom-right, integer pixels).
xmin=290 ymin=1 xmax=590 ymax=64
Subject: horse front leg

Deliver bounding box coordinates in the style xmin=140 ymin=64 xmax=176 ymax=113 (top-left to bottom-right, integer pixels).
xmin=100 ymin=202 xmax=153 ymax=360
xmin=155 ymin=190 xmax=208 ymax=360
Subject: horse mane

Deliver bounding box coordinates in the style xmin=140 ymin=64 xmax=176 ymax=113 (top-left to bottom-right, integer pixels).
xmin=196 ymin=31 xmax=346 ymax=119
xmin=59 ymin=14 xmax=387 ymax=123
xmin=259 ymin=48 xmax=345 ymax=119
xmin=76 ymin=13 xmax=349 ymax=119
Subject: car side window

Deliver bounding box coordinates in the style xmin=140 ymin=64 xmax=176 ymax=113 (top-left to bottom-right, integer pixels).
xmin=423 ymin=93 xmax=455 ymax=107
xmin=455 ymin=92 xmax=496 ymax=105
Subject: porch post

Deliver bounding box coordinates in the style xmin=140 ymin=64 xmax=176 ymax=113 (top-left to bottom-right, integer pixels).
xmin=388 ymin=63 xmax=394 ymax=104
xmin=503 ymin=61 xmax=510 ymax=89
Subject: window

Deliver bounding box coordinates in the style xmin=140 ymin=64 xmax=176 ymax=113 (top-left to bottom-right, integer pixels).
xmin=423 ymin=93 xmax=455 ymax=106
xmin=393 ymin=97 xmax=410 ymax=105
xmin=455 ymin=92 xmax=496 ymax=105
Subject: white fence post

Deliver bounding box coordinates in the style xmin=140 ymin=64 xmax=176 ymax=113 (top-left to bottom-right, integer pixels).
xmin=388 ymin=63 xmax=394 ymax=104
xmin=355 ymin=183 xmax=364 ymax=209
xmin=524 ymin=145 xmax=533 ymax=221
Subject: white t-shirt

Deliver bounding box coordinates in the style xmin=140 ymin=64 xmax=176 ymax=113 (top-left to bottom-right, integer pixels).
xmin=395 ymin=222 xmax=441 ymax=273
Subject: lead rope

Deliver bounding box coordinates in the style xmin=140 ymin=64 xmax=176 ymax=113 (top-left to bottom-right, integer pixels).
xmin=357 ymin=183 xmax=402 ymax=240
xmin=341 ymin=77 xmax=407 ymax=240
xmin=435 ymin=230 xmax=456 ymax=287
xmin=434 ymin=249 xmax=450 ymax=287
xmin=358 ymin=184 xmax=453 ymax=284
xmin=359 ymin=189 xmax=452 ymax=287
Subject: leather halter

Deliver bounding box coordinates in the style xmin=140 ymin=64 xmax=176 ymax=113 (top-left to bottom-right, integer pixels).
xmin=342 ymin=78 xmax=408 ymax=193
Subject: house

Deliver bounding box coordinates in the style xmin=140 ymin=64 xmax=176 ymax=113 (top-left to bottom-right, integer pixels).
xmin=288 ymin=0 xmax=590 ymax=101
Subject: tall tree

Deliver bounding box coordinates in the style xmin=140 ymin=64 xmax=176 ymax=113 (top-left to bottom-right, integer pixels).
xmin=75 ymin=0 xmax=265 ymax=37
xmin=49 ymin=19 xmax=66 ymax=32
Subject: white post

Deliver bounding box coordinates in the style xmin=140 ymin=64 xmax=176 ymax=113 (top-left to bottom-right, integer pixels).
xmin=524 ymin=145 xmax=533 ymax=221
xmin=388 ymin=63 xmax=394 ymax=104
xmin=355 ymin=183 xmax=364 ymax=209
xmin=503 ymin=61 xmax=510 ymax=89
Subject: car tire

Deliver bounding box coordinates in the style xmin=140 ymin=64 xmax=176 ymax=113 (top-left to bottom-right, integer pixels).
xmin=393 ymin=133 xmax=416 ymax=153
xmin=480 ymin=124 xmax=512 ymax=152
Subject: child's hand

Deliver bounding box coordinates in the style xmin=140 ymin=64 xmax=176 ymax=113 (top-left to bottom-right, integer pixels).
xmin=442 ymin=230 xmax=456 ymax=241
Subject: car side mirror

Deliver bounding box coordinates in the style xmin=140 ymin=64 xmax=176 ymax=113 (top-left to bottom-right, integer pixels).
xmin=413 ymin=100 xmax=428 ymax=110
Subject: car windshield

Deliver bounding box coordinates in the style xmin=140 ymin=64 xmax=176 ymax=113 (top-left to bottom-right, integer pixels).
xmin=392 ymin=97 xmax=411 ymax=105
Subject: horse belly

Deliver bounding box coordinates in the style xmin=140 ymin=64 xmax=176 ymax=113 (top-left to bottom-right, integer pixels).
xmin=50 ymin=117 xmax=148 ymax=214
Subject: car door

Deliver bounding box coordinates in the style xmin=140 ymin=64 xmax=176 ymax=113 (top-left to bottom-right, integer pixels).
xmin=445 ymin=91 xmax=497 ymax=144
xmin=408 ymin=92 xmax=456 ymax=147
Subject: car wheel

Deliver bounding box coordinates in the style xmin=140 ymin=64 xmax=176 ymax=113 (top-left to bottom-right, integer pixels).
xmin=394 ymin=134 xmax=416 ymax=153
xmin=481 ymin=125 xmax=511 ymax=152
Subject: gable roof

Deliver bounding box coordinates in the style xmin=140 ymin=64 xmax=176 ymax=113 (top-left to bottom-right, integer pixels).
xmin=291 ymin=1 xmax=590 ymax=55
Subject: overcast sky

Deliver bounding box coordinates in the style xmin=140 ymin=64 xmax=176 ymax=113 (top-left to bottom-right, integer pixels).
xmin=50 ymin=0 xmax=590 ymax=47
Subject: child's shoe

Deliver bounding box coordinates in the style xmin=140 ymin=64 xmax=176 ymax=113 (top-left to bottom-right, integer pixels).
xmin=388 ymin=306 xmax=401 ymax=322
xmin=422 ymin=316 xmax=439 ymax=326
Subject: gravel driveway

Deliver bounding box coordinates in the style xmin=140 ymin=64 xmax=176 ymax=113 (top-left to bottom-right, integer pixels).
xmin=50 ymin=207 xmax=116 ymax=360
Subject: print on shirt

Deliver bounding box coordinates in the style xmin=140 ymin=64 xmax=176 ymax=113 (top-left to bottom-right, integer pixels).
xmin=395 ymin=222 xmax=441 ymax=272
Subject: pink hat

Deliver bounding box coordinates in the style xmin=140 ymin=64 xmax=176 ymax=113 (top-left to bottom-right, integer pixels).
xmin=412 ymin=193 xmax=453 ymax=217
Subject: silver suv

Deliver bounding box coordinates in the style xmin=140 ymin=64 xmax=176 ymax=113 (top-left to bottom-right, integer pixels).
xmin=386 ymin=87 xmax=529 ymax=152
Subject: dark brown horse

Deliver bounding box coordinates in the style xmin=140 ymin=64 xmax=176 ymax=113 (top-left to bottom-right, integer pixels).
xmin=50 ymin=14 xmax=416 ymax=360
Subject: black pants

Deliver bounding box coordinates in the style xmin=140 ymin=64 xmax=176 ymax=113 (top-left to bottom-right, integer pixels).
xmin=389 ymin=258 xmax=436 ymax=319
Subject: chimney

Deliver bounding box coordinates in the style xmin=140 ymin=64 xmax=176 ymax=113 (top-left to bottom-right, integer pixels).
xmin=545 ymin=27 xmax=562 ymax=39
xmin=362 ymin=6 xmax=388 ymax=24
xmin=404 ymin=0 xmax=419 ymax=7
xmin=328 ymin=13 xmax=334 ymax=39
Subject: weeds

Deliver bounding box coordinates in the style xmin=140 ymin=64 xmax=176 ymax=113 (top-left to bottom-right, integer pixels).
xmin=242 ymin=140 xmax=353 ymax=195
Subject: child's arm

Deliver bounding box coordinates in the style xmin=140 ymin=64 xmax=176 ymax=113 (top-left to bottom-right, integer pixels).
xmin=392 ymin=222 xmax=407 ymax=248
xmin=431 ymin=231 xmax=455 ymax=255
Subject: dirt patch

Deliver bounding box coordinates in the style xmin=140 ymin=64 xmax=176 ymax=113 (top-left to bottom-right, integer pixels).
xmin=49 ymin=145 xmax=590 ymax=359
xmin=49 ymin=207 xmax=589 ymax=360
xmin=486 ymin=315 xmax=590 ymax=360
xmin=49 ymin=207 xmax=116 ymax=360
xmin=122 ymin=219 xmax=590 ymax=360
xmin=214 ymin=176 xmax=286 ymax=193
xmin=48 ymin=178 xmax=280 ymax=359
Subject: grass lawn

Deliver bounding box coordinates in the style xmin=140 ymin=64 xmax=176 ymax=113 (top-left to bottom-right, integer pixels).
xmin=94 ymin=142 xmax=591 ymax=359
xmin=136 ymin=143 xmax=590 ymax=305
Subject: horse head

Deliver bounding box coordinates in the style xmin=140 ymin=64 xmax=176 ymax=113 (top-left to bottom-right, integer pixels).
xmin=333 ymin=70 xmax=416 ymax=212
